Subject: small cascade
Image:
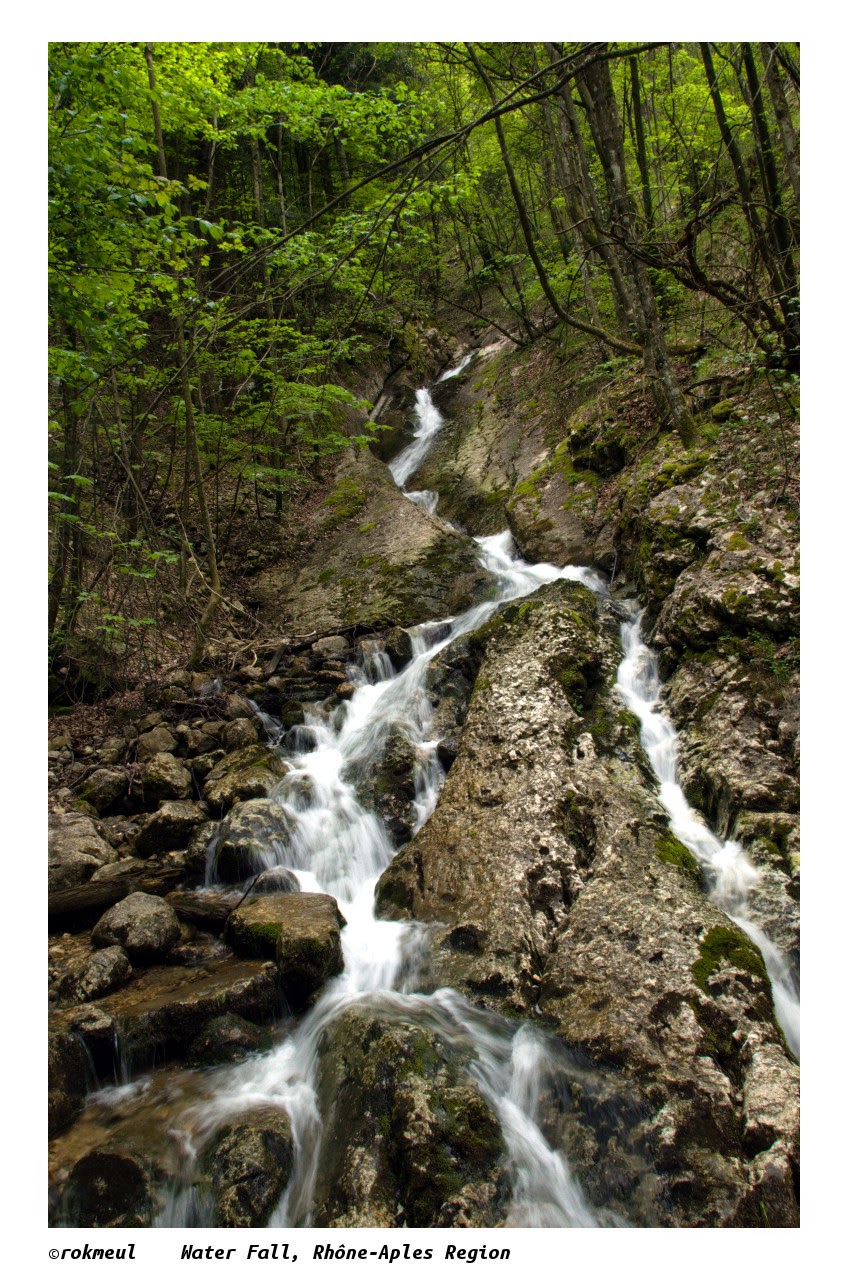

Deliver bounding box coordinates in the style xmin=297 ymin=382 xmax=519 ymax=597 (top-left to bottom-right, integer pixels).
xmin=615 ymin=611 xmax=800 ymax=1058
xmin=389 ymin=388 xmax=446 ymax=489
xmin=435 ymin=352 xmax=474 ymax=383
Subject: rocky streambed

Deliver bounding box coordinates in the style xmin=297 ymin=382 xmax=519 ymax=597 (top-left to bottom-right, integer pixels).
xmin=48 ymin=346 xmax=799 ymax=1228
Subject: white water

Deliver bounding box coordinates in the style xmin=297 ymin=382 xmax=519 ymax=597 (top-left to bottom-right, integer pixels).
xmin=615 ymin=613 xmax=800 ymax=1059
xmin=151 ymin=382 xmax=605 ymax=1228
xmin=143 ymin=373 xmax=795 ymax=1227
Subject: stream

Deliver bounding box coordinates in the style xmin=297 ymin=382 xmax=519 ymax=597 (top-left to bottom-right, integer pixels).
xmin=64 ymin=361 xmax=799 ymax=1227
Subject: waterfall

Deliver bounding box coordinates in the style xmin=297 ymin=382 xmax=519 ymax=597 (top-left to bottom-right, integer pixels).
xmin=615 ymin=611 xmax=800 ymax=1058
xmin=79 ymin=369 xmax=797 ymax=1229
xmin=148 ymin=382 xmax=605 ymax=1228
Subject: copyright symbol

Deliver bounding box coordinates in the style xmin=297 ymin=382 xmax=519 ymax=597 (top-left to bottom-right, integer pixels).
xmin=49 ymin=1250 xmax=59 ymax=1260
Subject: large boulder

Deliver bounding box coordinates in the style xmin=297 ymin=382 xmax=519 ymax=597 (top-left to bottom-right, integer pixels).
xmin=203 ymin=745 xmax=289 ymax=816
xmin=227 ymin=891 xmax=341 ymax=966
xmin=48 ymin=812 xmax=117 ymax=893
xmin=77 ymin=769 xmax=127 ymax=815
xmin=48 ymin=1027 xmax=89 ymax=1137
xmin=375 ymin=578 xmax=800 ymax=1226
xmin=209 ymin=797 xmax=293 ymax=883
xmin=61 ymin=1149 xmax=153 ymax=1227
xmin=92 ymin=892 xmax=181 ymax=962
xmin=352 ymin=726 xmax=419 ymax=845
xmin=134 ymin=800 xmax=206 ymax=858
xmin=201 ymin=1108 xmax=294 ymax=1228
xmin=187 ymin=1014 xmax=270 ymax=1068
xmin=142 ymin=752 xmax=193 ymax=803
xmin=312 ymin=1007 xmax=508 ymax=1227
xmin=274 ymin=894 xmax=346 ymax=1009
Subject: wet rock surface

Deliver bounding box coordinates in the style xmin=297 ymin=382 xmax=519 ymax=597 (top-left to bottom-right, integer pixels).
xmin=376 ymin=575 xmax=799 ymax=1226
xmin=201 ymin=1107 xmax=294 ymax=1227
xmin=46 ymin=342 xmax=800 ymax=1230
xmin=61 ymin=1148 xmax=154 ymax=1227
xmin=273 ymin=894 xmax=346 ymax=1010
xmin=312 ymin=1006 xmax=508 ymax=1227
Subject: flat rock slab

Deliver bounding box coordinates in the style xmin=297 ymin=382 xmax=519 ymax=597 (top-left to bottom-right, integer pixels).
xmin=96 ymin=954 xmax=279 ymax=1068
xmin=247 ymin=448 xmax=490 ymax=635
xmin=228 ymin=892 xmax=345 ymax=972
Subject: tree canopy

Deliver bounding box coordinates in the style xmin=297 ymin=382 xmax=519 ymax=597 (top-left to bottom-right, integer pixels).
xmin=48 ymin=40 xmax=800 ymax=688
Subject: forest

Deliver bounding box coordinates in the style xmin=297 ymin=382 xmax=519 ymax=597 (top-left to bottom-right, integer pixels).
xmin=48 ymin=41 xmax=800 ymax=1232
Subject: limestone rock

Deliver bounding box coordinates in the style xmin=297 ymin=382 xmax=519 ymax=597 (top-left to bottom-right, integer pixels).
xmin=48 ymin=812 xmax=117 ymax=893
xmin=137 ymin=724 xmax=177 ymax=760
xmin=142 ymin=752 xmax=193 ymax=803
xmin=203 ymin=745 xmax=289 ymax=815
xmin=134 ymin=800 xmax=206 ymax=858
xmin=61 ymin=1149 xmax=153 ymax=1227
xmin=96 ymin=954 xmax=279 ymax=1068
xmin=92 ymin=892 xmax=181 ymax=962
xmin=188 ymin=1014 xmax=269 ymax=1068
xmin=313 ymin=1007 xmax=508 ymax=1227
xmin=247 ymin=448 xmax=490 ymax=635
xmin=201 ymin=1108 xmax=294 ymax=1227
xmin=273 ymin=894 xmax=346 ymax=1009
xmin=352 ymin=726 xmax=419 ymax=844
xmin=77 ymin=768 xmax=127 ymax=815
xmin=165 ymin=889 xmax=239 ymax=934
xmin=210 ymin=797 xmax=294 ymax=883
xmin=226 ymin=891 xmax=336 ymax=962
xmin=222 ymin=717 xmax=259 ymax=752
xmin=48 ymin=1027 xmax=89 ymax=1136
xmin=76 ymin=945 xmax=132 ymax=1002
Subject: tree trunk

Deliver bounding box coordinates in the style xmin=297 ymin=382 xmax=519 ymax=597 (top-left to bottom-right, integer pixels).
xmin=466 ymin=44 xmax=640 ymax=357
xmin=577 ymin=50 xmax=696 ymax=444
xmin=760 ymin=43 xmax=800 ymax=210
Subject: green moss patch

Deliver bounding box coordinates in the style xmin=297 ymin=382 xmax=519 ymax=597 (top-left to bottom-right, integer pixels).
xmin=655 ymin=832 xmax=701 ymax=881
xmin=691 ymin=925 xmax=768 ymax=992
xmin=322 ymin=477 xmax=368 ymax=528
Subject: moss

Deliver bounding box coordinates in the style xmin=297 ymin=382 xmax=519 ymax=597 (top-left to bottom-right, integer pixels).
xmin=655 ymin=832 xmax=701 ymax=881
xmin=358 ymin=520 xmax=378 ymax=534
xmin=322 ymin=477 xmax=368 ymax=527
xmin=711 ymin=399 xmax=737 ymax=422
xmin=726 ymin=533 xmax=751 ymax=552
xmin=317 ymin=568 xmax=336 ymax=585
xmin=617 ymin=708 xmax=642 ymax=735
xmin=691 ymin=925 xmax=769 ymax=993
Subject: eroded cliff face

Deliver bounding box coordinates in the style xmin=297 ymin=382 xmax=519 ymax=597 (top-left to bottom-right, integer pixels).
xmin=49 ymin=331 xmax=800 ymax=1229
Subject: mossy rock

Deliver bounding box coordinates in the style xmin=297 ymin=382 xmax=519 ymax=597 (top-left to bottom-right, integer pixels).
xmin=691 ymin=924 xmax=769 ymax=992
xmin=655 ymin=832 xmax=701 ymax=882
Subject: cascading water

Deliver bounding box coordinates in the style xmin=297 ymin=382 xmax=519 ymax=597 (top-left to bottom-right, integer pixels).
xmin=73 ymin=364 xmax=797 ymax=1230
xmin=615 ymin=611 xmax=800 ymax=1059
xmin=146 ymin=380 xmax=607 ymax=1228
